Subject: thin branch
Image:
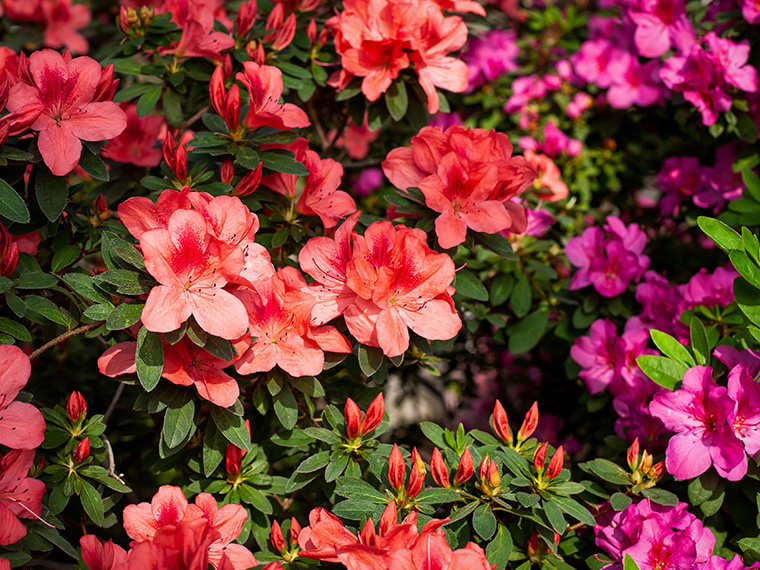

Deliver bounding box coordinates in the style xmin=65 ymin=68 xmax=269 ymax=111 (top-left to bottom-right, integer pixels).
xmin=101 ymin=434 xmax=127 ymax=486
xmin=341 ymin=158 xmax=384 ymax=169
xmin=182 ymin=105 xmax=210 ymax=130
xmin=325 ymin=111 xmax=350 ymax=155
xmin=29 ymin=322 xmax=102 ymax=361
xmin=307 ymin=100 xmax=330 ymax=151
xmin=103 ymin=382 xmax=125 ymax=424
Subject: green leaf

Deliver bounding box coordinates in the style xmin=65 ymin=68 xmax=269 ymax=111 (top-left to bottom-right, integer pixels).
xmin=736 ymin=276 xmax=760 ymax=327
xmin=624 ymin=553 xmax=641 ymax=570
xmin=508 ymin=309 xmax=549 ymax=354
xmin=610 ymin=492 xmax=632 ymax=511
xmin=0 ymin=317 xmax=31 ymax=342
xmin=163 ymin=89 xmax=183 ymax=128
xmin=650 ymin=330 xmax=695 ymax=368
xmin=454 ymin=269 xmax=489 ymax=301
xmin=490 ymin=274 xmax=514 ymax=306
xmin=580 ymin=458 xmax=631 ymax=485
xmin=236 ymin=146 xmax=260 ymax=170
xmin=697 ymin=216 xmax=742 ymax=252
xmin=473 ymin=232 xmax=519 ymax=260
xmin=552 ymin=495 xmax=596 ymax=526
xmin=202 ymin=334 xmax=237 ymax=362
xmin=544 ymin=500 xmax=566 ymax=534
xmin=296 ymin=450 xmax=330 ymax=473
xmin=114 ymin=82 xmax=160 ymax=102
xmin=63 ymin=273 xmax=111 ymax=305
xmin=689 ymin=317 xmax=710 ymax=366
xmin=0 ymin=178 xmax=29 ymax=223
xmin=325 ymin=453 xmax=349 ymax=482
xmin=211 ymin=405 xmax=251 ymax=451
xmin=136 ymin=326 xmax=163 ymax=392
xmin=32 ymin=525 xmax=78 ymax=559
xmin=24 ymin=295 xmax=74 ymax=327
xmin=94 ymin=269 xmax=154 ymax=296
xmin=136 ymin=85 xmax=163 ymax=117
xmin=16 ymin=272 xmax=58 ymax=289
xmin=78 ymin=148 xmax=109 ymax=181
xmin=485 ymin=524 xmax=512 ymax=570
xmin=51 ymin=245 xmax=81 ymax=273
xmin=270 ymin=428 xmax=316 ymax=447
xmin=203 ymin=420 xmax=227 ymax=477
xmin=163 ymin=396 xmax=195 ymax=449
xmin=358 ymin=345 xmax=384 ymax=377
xmin=510 ymin=273 xmax=531 ymax=318
xmin=83 ymin=304 xmax=113 ymax=321
xmin=105 ymin=302 xmax=144 ymax=331
xmin=385 ymin=79 xmax=408 ymax=121
xmin=640 ymin=488 xmax=678 ymax=506
xmin=36 ymin=166 xmax=68 ymax=222
xmin=332 ymin=499 xmax=380 ymax=520
xmin=415 ymin=488 xmax=461 ymax=504
xmin=730 ymin=250 xmax=760 ymax=290
xmin=739 ymin=538 xmax=760 ymax=564
xmin=260 ymin=151 xmax=309 ymax=175
xmin=473 ymin=504 xmax=497 ymax=540
xmin=79 ymin=479 xmax=105 ymax=526
xmin=635 ymin=355 xmax=688 ymax=390
xmin=238 ymin=484 xmax=273 ymax=514
xmin=273 ymin=385 xmax=298 ymax=430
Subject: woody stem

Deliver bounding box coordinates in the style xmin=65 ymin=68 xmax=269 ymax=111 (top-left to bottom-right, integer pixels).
xmin=29 ymin=322 xmax=103 ymax=361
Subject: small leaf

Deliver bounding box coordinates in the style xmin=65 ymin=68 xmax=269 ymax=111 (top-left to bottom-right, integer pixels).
xmin=473 ymin=504 xmax=497 ymax=540
xmin=136 ymin=326 xmax=164 ymax=392
xmin=259 ymin=151 xmax=309 ymax=175
xmin=211 ymin=405 xmax=251 ymax=451
xmin=454 ymin=269 xmax=489 ymax=301
xmin=163 ymin=89 xmax=183 ymax=128
xmin=624 ymin=553 xmax=641 ymax=570
xmin=485 ymin=524 xmax=512 ymax=570
xmin=689 ymin=317 xmax=710 ymax=366
xmin=358 ymin=345 xmax=384 ymax=377
xmin=473 ymin=232 xmax=519 ymax=260
xmin=79 ymin=479 xmax=105 ymax=526
xmin=78 ymin=148 xmax=109 ymax=181
xmin=510 ymin=273 xmax=531 ymax=318
xmin=385 ymin=79 xmax=408 ymax=121
xmin=163 ymin=396 xmax=195 ymax=449
xmin=51 ymin=245 xmax=81 ymax=273
xmin=697 ymin=216 xmax=742 ymax=252
xmin=0 ymin=178 xmax=29 ymax=223
xmin=136 ymin=85 xmax=163 ymax=117
xmin=635 ymin=355 xmax=688 ymax=390
xmin=508 ymin=309 xmax=549 ymax=354
xmin=273 ymin=386 xmax=299 ymax=430
xmin=650 ymin=330 xmax=695 ymax=368
xmin=36 ymin=166 xmax=68 ymax=222
xmin=106 ymin=302 xmax=144 ymax=331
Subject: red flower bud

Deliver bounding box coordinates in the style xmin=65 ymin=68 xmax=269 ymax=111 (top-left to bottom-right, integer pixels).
xmin=271 ymin=520 xmax=286 ymax=552
xmin=94 ymin=64 xmax=117 ymax=102
xmin=360 ymin=393 xmax=384 ymax=435
xmin=0 ymin=80 xmax=9 ymax=110
xmin=430 ymin=448 xmax=449 ymax=488
xmin=174 ymin=140 xmax=187 ymax=182
xmin=479 ymin=455 xmax=500 ymax=494
xmin=492 ymin=400 xmax=513 ymax=445
xmin=0 ymin=223 xmax=18 ymax=277
xmin=0 ymin=121 xmax=8 ymax=148
xmin=307 ymin=19 xmax=317 ymax=45
xmin=236 ymin=0 xmax=257 ymax=37
xmin=289 ymin=517 xmax=301 ymax=545
xmin=388 ymin=444 xmax=405 ymax=490
xmin=221 ymin=158 xmax=235 ymax=185
xmin=224 ymin=84 xmax=241 ymax=130
xmin=517 ymin=402 xmax=539 ymax=442
xmin=66 ymin=391 xmax=87 ymax=422
xmin=651 ymin=460 xmax=665 ymax=479
xmin=534 ymin=442 xmax=548 ymax=472
xmin=406 ymin=448 xmax=426 ymax=498
xmin=73 ymin=438 xmax=90 ymax=464
xmin=546 ymin=446 xmax=564 ymax=480
xmin=225 ymin=443 xmax=244 ymax=477
xmin=344 ymin=398 xmax=362 ymax=439
xmin=119 ymin=6 xmax=133 ymax=35
xmin=453 ymin=447 xmax=473 ymax=485
xmin=233 ymin=162 xmax=262 ymax=197
xmin=209 ymin=66 xmax=227 ymax=117
xmin=527 ymin=531 xmax=540 ymax=557
xmin=626 ymin=437 xmax=640 ymax=470
xmin=272 ymin=13 xmax=296 ymax=51
xmin=265 ymin=3 xmax=284 ymax=31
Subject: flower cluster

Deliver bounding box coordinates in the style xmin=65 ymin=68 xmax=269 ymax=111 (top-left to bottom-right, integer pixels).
xmin=327 ymin=0 xmax=476 ymax=113
xmin=383 ymin=125 xmax=537 ymax=248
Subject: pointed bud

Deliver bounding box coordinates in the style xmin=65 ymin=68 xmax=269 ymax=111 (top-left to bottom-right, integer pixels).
xmin=271 ymin=521 xmax=286 ymax=552
xmin=307 ymin=19 xmax=317 ymax=45
xmin=317 ymin=25 xmax=330 ymax=46
xmin=225 ymin=84 xmax=241 ymax=130
xmin=453 ymin=447 xmax=473 ymax=486
xmin=0 ymin=223 xmax=18 ymax=278
xmin=94 ymin=64 xmax=117 ymax=102
xmin=236 ymin=0 xmax=257 ymax=37
xmin=650 ymin=460 xmax=665 ymax=480
xmin=360 ymin=393 xmax=384 ymax=435
xmin=66 ymin=391 xmax=87 ymax=422
xmin=479 ymin=456 xmax=500 ymax=494
xmin=406 ymin=448 xmax=426 ymax=498
xmin=272 ymin=13 xmax=297 ymax=51
xmin=344 ymin=398 xmax=361 ymax=439
xmin=233 ymin=162 xmax=262 ymax=197
xmin=478 ymin=454 xmax=490 ymax=484
xmin=388 ymin=444 xmax=405 ymax=490
xmin=492 ymin=400 xmax=513 ymax=445
xmin=626 ymin=438 xmax=640 ymax=470
xmin=265 ymin=3 xmax=284 ymax=32
xmin=430 ymin=448 xmax=449 ymax=488
xmin=209 ymin=66 xmax=227 ymax=117
xmin=360 ymin=518 xmax=376 ymax=545
xmin=378 ymin=501 xmax=397 ymax=535
xmin=162 ymin=132 xmax=176 ymax=171
xmin=73 ymin=438 xmax=90 ymax=464
xmin=640 ymin=450 xmax=653 ymax=474
xmin=546 ymin=446 xmax=564 ymax=480
xmin=534 ymin=442 xmax=548 ymax=473
xmin=225 ymin=443 xmax=244 ymax=477
xmin=119 ymin=6 xmax=134 ymax=35
xmin=289 ymin=517 xmax=301 ymax=545
xmin=527 ymin=531 xmax=540 ymax=557
xmin=517 ymin=402 xmax=539 ymax=442
xmin=255 ymin=42 xmax=266 ymax=65
xmin=221 ymin=158 xmax=235 ymax=185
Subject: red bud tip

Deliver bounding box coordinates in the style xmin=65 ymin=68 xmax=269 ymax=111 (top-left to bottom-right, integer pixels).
xmin=360 ymin=393 xmax=384 ymax=435
xmin=430 ymin=448 xmax=449 ymax=488
xmin=534 ymin=442 xmax=548 ymax=472
xmin=289 ymin=517 xmax=301 ymax=544
xmin=272 ymin=13 xmax=297 ymax=51
xmin=307 ymin=19 xmax=317 ymax=44
xmin=265 ymin=3 xmax=284 ymax=30
xmin=517 ymin=402 xmax=539 ymax=441
xmin=651 ymin=460 xmax=665 ymax=479
xmin=406 ymin=448 xmax=426 ymax=498
xmin=527 ymin=531 xmax=540 ymax=557
xmin=546 ymin=446 xmax=564 ymax=480
xmin=221 ymin=158 xmax=235 ymax=185
xmin=344 ymin=398 xmax=361 ymax=439
xmin=388 ymin=444 xmax=405 ymax=490
xmin=626 ymin=437 xmax=640 ymax=470
xmin=0 ymin=222 xmax=18 ymax=278
xmin=271 ymin=520 xmax=286 ymax=552
xmin=225 ymin=84 xmax=241 ymax=130
xmin=66 ymin=391 xmax=87 ymax=422
xmin=73 ymin=438 xmax=90 ymax=464
xmin=236 ymin=0 xmax=257 ymax=37
xmin=209 ymin=66 xmax=226 ymax=117
xmin=225 ymin=443 xmax=245 ymax=478
xmin=478 ymin=454 xmax=490 ymax=483
xmin=233 ymin=162 xmax=262 ymax=197
xmin=492 ymin=400 xmax=513 ymax=445
xmin=453 ymin=447 xmax=474 ymax=486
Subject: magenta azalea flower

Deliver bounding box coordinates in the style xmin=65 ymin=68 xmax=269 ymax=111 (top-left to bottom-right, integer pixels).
xmin=6 ymin=49 xmax=126 ymax=176
xmin=727 ymin=364 xmax=760 ymax=456
xmin=649 ymin=365 xmax=747 ymax=481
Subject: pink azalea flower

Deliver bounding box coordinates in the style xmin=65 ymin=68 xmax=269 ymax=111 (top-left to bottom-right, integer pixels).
xmin=714 ymin=345 xmax=760 ymax=378
xmin=80 ymin=535 xmax=128 ymax=570
xmin=607 ymin=58 xmax=664 ymax=109
xmin=42 ymin=0 xmax=91 ymax=54
xmin=102 ymin=104 xmax=165 ymax=167
xmin=649 ymin=365 xmax=747 ymax=480
xmin=680 ymin=266 xmax=737 ymax=312
xmin=463 ymin=29 xmax=520 ymax=91
xmin=6 ymin=49 xmax=127 ymax=176
xmin=571 ymin=39 xmax=627 ymax=89
xmin=0 ymin=449 xmax=46 ymax=546
xmin=695 ymin=144 xmax=744 ymax=211
xmin=571 ymin=319 xmax=623 ymax=394
xmin=627 ymin=0 xmax=696 ymax=58
xmin=0 ymin=344 xmax=45 ymax=450
xmin=236 ymin=62 xmax=310 ymax=131
xmin=727 ymin=364 xmax=760 ymax=456
xmin=656 ymin=156 xmax=701 ymax=216
xmin=633 ymin=271 xmax=681 ymax=337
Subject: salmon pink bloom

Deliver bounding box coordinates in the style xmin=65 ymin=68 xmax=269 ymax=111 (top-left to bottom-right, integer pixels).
xmin=0 ymin=449 xmax=46 ymax=546
xmin=6 ymin=49 xmax=127 ymax=176
xmin=42 ymin=0 xmax=92 ymax=54
xmin=344 ymin=221 xmax=461 ymax=357
xmin=650 ymin=365 xmax=747 ymax=481
xmin=102 ymin=104 xmax=165 ymax=167
xmin=0 ymin=345 xmax=45 ymax=450
xmin=80 ymin=535 xmax=128 ymax=570
xmin=524 ymin=151 xmax=568 ymax=202
xmin=233 ymin=268 xmax=351 ymax=378
xmin=139 ymin=209 xmax=248 ymax=340
xmin=236 ymin=62 xmax=310 ymax=131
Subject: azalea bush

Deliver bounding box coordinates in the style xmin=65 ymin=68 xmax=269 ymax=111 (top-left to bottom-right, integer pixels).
xmin=1 ymin=0 xmax=760 ymax=569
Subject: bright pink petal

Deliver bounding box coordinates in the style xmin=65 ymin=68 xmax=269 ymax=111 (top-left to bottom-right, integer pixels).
xmin=0 ymin=345 xmax=31 ymax=402
xmin=0 ymin=402 xmax=45 ymax=449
